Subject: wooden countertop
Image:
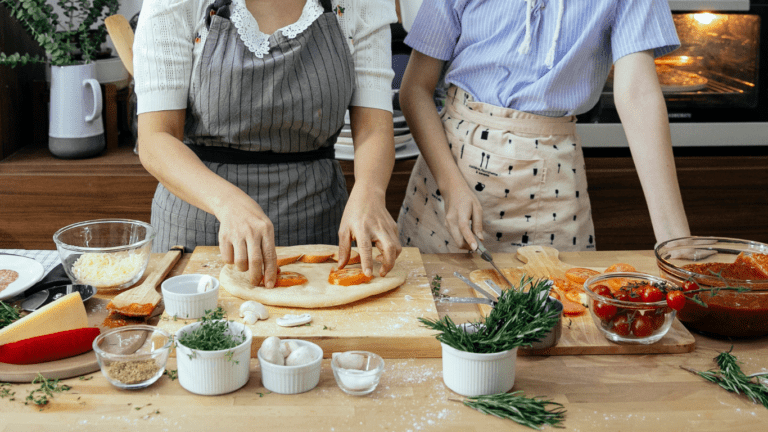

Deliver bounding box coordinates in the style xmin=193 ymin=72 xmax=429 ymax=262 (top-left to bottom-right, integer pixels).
xmin=3 ymin=250 xmax=768 ymax=431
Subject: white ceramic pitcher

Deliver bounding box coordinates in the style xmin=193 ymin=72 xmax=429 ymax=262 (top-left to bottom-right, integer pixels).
xmin=48 ymin=62 xmax=105 ymax=159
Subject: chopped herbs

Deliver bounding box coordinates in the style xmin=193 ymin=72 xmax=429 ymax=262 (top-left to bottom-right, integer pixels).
xmin=163 ymin=369 xmax=178 ymax=381
xmin=681 ymin=348 xmax=768 ymax=409
xmin=25 ymin=373 xmax=71 ymax=407
xmin=456 ymin=391 xmax=566 ymax=430
xmin=431 ymin=275 xmax=445 ymax=300
xmin=0 ymin=301 xmax=21 ymax=329
xmin=420 ymin=275 xmax=559 ymax=353
xmin=176 ymin=307 xmax=244 ymax=351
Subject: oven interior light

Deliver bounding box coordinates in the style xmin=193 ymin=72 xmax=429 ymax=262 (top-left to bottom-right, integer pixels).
xmin=693 ymin=13 xmax=716 ymax=25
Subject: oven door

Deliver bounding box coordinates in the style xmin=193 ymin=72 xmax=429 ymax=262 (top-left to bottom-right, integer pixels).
xmin=579 ymin=0 xmax=768 ymax=148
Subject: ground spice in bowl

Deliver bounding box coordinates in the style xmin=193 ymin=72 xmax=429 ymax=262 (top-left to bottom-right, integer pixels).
xmin=106 ymin=359 xmax=161 ymax=385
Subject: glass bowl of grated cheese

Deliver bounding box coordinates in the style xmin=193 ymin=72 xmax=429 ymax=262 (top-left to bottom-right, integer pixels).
xmin=54 ymin=219 xmax=155 ymax=291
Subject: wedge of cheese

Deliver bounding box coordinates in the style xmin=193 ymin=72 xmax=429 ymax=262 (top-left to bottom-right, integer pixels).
xmin=0 ymin=292 xmax=88 ymax=346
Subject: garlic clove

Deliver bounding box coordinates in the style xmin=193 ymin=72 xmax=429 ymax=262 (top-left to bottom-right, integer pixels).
xmin=276 ymin=313 xmax=312 ymax=327
xmin=285 ymin=346 xmax=315 ymax=366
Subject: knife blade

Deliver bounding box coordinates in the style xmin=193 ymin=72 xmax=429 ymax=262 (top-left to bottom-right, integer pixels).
xmin=439 ymin=296 xmax=496 ymax=306
xmin=474 ymin=234 xmax=516 ymax=289
xmin=453 ymin=272 xmax=497 ymax=302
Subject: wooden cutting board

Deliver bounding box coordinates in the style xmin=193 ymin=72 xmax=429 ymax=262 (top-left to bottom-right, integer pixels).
xmin=156 ymin=246 xmax=442 ymax=359
xmin=469 ymin=246 xmax=696 ymax=355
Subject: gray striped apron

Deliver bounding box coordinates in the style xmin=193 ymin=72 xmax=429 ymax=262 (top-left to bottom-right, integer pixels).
xmin=151 ymin=0 xmax=355 ymax=253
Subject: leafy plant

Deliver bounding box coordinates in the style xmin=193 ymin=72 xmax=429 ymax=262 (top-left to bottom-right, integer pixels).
xmin=0 ymin=301 xmax=21 ymax=329
xmin=681 ymin=347 xmax=768 ymax=409
xmin=420 ymin=275 xmax=559 ymax=353
xmin=0 ymin=0 xmax=119 ymax=67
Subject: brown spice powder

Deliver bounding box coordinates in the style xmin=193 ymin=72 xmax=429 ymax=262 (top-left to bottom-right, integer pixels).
xmin=106 ymin=359 xmax=160 ymax=384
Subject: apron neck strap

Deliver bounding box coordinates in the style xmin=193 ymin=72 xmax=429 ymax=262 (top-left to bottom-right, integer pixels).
xmin=319 ymin=0 xmax=333 ymax=13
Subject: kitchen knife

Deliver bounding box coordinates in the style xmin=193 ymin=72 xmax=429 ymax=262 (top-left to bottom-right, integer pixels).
xmin=453 ymin=272 xmax=497 ymax=302
xmin=474 ymin=234 xmax=516 ymax=289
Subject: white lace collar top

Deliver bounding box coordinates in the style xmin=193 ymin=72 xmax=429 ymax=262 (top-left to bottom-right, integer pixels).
xmin=228 ymin=0 xmax=325 ymax=58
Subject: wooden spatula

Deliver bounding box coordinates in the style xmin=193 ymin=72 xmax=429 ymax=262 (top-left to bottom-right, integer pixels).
xmin=104 ymin=14 xmax=135 ymax=76
xmin=106 ymin=247 xmax=184 ymax=317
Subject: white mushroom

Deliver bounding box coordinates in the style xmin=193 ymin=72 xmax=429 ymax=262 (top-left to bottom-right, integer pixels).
xmin=239 ymin=301 xmax=269 ymax=324
xmin=259 ymin=336 xmax=284 ymax=365
xmin=333 ymin=352 xmax=366 ymax=370
xmin=197 ymin=275 xmax=216 ymax=293
xmin=275 ymin=313 xmax=312 ymax=327
xmin=285 ymin=346 xmax=315 ymax=366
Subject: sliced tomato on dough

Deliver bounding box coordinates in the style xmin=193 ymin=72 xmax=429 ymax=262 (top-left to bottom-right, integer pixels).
xmin=330 ymin=250 xmax=361 ymax=265
xmin=260 ymin=270 xmax=307 ymax=287
xmin=299 ymin=253 xmax=334 ymax=263
xmin=561 ymin=296 xmax=587 ymax=316
xmin=565 ymin=267 xmax=600 ymax=285
xmin=277 ymin=254 xmax=303 ymax=266
xmin=328 ymin=268 xmax=374 ymax=286
xmin=604 ymin=263 xmax=637 ymax=273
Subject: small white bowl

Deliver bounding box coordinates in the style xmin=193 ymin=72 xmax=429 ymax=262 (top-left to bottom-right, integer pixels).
xmin=175 ymin=320 xmax=252 ymax=396
xmin=258 ymin=339 xmax=323 ymax=394
xmin=331 ymin=351 xmax=384 ymax=396
xmin=161 ymin=274 xmax=219 ymax=319
xmin=441 ymin=342 xmax=518 ymax=397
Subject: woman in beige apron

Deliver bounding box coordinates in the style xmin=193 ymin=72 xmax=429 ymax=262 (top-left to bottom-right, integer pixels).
xmin=398 ymin=87 xmax=595 ymax=254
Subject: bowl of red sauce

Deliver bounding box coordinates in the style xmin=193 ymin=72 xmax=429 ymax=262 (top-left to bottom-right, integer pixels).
xmin=655 ymin=236 xmax=768 ymax=338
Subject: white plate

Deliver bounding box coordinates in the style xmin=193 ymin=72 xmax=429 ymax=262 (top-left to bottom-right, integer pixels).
xmin=394 ymin=125 xmax=410 ymax=135
xmin=335 ymin=139 xmax=419 ymax=161
xmin=394 ymin=133 xmax=412 ymax=145
xmin=0 ymin=255 xmax=46 ymax=300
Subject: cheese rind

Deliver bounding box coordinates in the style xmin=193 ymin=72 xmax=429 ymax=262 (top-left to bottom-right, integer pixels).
xmin=0 ymin=292 xmax=88 ymax=346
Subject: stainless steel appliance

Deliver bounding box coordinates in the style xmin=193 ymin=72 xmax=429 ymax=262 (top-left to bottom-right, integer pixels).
xmin=578 ymin=0 xmax=768 ymax=148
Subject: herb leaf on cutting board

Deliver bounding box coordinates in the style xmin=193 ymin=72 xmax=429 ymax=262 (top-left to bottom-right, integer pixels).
xmin=419 ymin=276 xmax=560 ymax=353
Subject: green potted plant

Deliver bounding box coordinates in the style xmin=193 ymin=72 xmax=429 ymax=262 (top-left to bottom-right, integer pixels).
xmin=0 ymin=0 xmax=119 ymax=159
xmin=419 ymin=276 xmax=560 ymax=397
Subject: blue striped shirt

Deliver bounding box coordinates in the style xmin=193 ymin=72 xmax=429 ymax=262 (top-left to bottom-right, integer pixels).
xmin=405 ymin=0 xmax=680 ymax=116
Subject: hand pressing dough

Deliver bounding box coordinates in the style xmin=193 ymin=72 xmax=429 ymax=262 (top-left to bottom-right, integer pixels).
xmin=220 ymin=245 xmax=407 ymax=308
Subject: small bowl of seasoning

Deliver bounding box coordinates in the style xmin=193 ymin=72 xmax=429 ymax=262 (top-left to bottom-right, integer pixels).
xmin=161 ymin=274 xmax=220 ymax=319
xmin=92 ymin=325 xmax=172 ymax=390
xmin=331 ymin=351 xmax=385 ymax=396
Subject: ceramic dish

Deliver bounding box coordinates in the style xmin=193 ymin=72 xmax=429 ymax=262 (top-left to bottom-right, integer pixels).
xmin=161 ymin=274 xmax=220 ymax=319
xmin=335 ymin=139 xmax=419 ymax=161
xmin=258 ymin=339 xmax=323 ymax=394
xmin=0 ymin=255 xmax=45 ymax=301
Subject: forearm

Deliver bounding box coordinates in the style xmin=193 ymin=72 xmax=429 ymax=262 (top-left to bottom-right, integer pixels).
xmin=614 ymin=53 xmax=691 ymax=244
xmin=348 ymin=106 xmax=395 ymax=202
xmin=137 ymin=112 xmax=249 ymax=217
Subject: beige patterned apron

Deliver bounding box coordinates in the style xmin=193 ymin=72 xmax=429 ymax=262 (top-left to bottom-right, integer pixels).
xmin=397 ymin=86 xmax=596 ymax=253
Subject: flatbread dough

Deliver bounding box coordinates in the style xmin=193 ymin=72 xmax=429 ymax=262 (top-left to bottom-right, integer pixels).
xmin=219 ymin=245 xmax=407 ymax=308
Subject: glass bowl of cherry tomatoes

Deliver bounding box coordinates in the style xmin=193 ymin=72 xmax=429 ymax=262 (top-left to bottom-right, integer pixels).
xmin=583 ymin=272 xmax=682 ymax=344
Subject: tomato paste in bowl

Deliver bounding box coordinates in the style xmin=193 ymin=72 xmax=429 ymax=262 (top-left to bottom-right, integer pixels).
xmin=655 ymin=236 xmax=768 ymax=338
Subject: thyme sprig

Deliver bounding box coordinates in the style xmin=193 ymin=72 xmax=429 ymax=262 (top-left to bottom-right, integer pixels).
xmin=681 ymin=348 xmax=768 ymax=409
xmin=176 ymin=307 xmax=245 ymax=352
xmin=430 ymin=275 xmax=445 ymax=300
xmin=681 ymin=273 xmax=752 ymax=308
xmin=453 ymin=391 xmax=566 ymax=430
xmin=25 ymin=373 xmax=71 ymax=407
xmin=420 ymin=276 xmax=559 ymax=353
xmin=0 ymin=301 xmax=21 ymax=329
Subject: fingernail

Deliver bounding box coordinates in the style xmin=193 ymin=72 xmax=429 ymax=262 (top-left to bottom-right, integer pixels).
xmin=365 ymin=269 xmax=372 ymax=277
xmin=471 ymin=243 xmax=477 ymax=250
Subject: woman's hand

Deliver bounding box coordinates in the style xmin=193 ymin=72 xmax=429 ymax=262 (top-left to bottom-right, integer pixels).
xmin=442 ymin=177 xmax=484 ymax=251
xmin=215 ymin=195 xmax=278 ymax=288
xmin=337 ymin=188 xmax=401 ymax=277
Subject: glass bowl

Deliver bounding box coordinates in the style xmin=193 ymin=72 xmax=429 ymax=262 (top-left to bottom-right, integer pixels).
xmin=655 ymin=236 xmax=768 ymax=338
xmin=583 ymin=273 xmax=677 ymax=344
xmin=53 ymin=219 xmax=155 ymax=290
xmin=92 ymin=325 xmax=172 ymax=390
xmin=331 ymin=351 xmax=385 ymax=396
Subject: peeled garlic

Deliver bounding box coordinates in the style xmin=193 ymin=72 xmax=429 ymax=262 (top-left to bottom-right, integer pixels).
xmin=285 ymin=346 xmax=315 ymax=366
xmin=259 ymin=336 xmax=284 ymax=365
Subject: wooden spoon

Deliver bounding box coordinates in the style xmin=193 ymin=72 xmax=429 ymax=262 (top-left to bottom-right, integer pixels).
xmin=104 ymin=14 xmax=135 ymax=76
xmin=106 ymin=247 xmax=184 ymax=317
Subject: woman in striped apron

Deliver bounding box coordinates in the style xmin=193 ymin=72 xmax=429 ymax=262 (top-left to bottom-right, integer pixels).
xmin=133 ymin=0 xmax=400 ymax=287
xmin=397 ymin=0 xmax=691 ymax=254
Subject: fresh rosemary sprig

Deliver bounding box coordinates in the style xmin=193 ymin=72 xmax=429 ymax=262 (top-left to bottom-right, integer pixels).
xmin=455 ymin=391 xmax=566 ymax=430
xmin=681 ymin=348 xmax=768 ymax=409
xmin=176 ymin=307 xmax=245 ymax=351
xmin=0 ymin=301 xmax=21 ymax=329
xmin=420 ymin=276 xmax=559 ymax=353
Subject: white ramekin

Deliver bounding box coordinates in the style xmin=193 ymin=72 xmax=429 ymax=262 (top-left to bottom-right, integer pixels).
xmin=441 ymin=342 xmax=518 ymax=397
xmin=258 ymin=339 xmax=323 ymax=394
xmin=176 ymin=321 xmax=252 ymax=395
xmin=161 ymin=274 xmax=219 ymax=319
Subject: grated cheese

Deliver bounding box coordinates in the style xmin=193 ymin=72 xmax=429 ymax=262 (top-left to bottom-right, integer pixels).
xmin=71 ymin=250 xmax=148 ymax=288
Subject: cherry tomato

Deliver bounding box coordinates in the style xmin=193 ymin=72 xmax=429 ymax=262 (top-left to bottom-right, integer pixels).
xmin=631 ymin=315 xmax=655 ymax=338
xmin=614 ymin=290 xmax=632 ymax=302
xmin=592 ymin=284 xmax=612 ymax=298
xmin=610 ymin=314 xmax=631 ymax=336
xmin=641 ymin=286 xmax=665 ymax=303
xmin=682 ymin=280 xmax=699 ymax=293
xmin=666 ymin=290 xmax=686 ymax=311
xmin=593 ymin=300 xmax=618 ymax=321
xmin=648 ymin=311 xmax=666 ymax=330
